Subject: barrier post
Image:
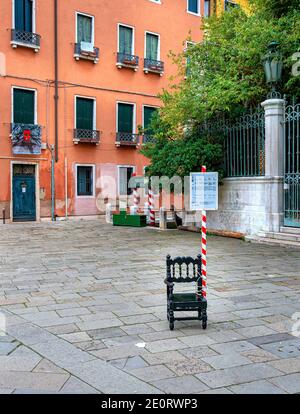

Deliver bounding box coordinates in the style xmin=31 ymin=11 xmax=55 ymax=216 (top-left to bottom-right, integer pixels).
xmin=201 ymin=166 xmax=207 ymax=298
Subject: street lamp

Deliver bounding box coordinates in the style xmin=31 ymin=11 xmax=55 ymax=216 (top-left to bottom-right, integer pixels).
xmin=262 ymin=41 xmax=283 ymax=98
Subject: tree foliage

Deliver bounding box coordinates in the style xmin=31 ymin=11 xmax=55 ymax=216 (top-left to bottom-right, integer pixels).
xmin=141 ymin=1 xmax=300 ymax=179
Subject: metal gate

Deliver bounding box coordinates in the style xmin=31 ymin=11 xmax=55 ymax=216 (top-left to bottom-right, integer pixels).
xmin=284 ymin=99 xmax=300 ymax=228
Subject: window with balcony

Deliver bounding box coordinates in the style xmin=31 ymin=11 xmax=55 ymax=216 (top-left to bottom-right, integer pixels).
xmin=11 ymin=0 xmax=40 ymax=51
xmin=117 ymin=25 xmax=139 ymax=70
xmin=119 ymin=166 xmax=134 ymax=196
xmin=143 ymin=106 xmax=157 ymax=144
xmin=12 ymin=87 xmax=42 ymax=155
xmin=74 ymin=13 xmax=99 ymax=63
xmin=77 ymin=165 xmax=94 ymax=197
xmin=74 ymin=97 xmax=100 ymax=144
xmin=144 ymin=33 xmax=164 ymax=76
xmin=187 ymin=0 xmax=200 ymax=15
xmin=116 ymin=103 xmax=138 ymax=146
xmin=13 ymin=88 xmax=35 ymax=124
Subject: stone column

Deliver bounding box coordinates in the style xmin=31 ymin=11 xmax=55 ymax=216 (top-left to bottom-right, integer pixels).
xmin=159 ymin=207 xmax=167 ymax=230
xmin=105 ymin=203 xmax=113 ymax=224
xmin=261 ymin=98 xmax=285 ymax=233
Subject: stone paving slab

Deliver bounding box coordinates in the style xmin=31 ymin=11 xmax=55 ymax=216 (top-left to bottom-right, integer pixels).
xmin=0 ymin=355 xmax=41 ymax=372
xmin=196 ymin=363 xmax=283 ymax=388
xmin=0 ymin=371 xmax=70 ymax=391
xmin=268 ymin=357 xmax=300 ymax=374
xmin=167 ymin=357 xmax=212 ymax=376
xmin=0 ymin=342 xmax=19 ymax=355
xmin=268 ymin=373 xmax=300 ymax=394
xmin=151 ymin=375 xmax=209 ymax=394
xmin=247 ymin=333 xmax=295 ymax=346
xmin=145 ymin=338 xmax=189 ymax=353
xmin=130 ymin=365 xmax=175 ymax=382
xmin=259 ymin=339 xmax=300 ymax=359
xmin=202 ymin=353 xmax=252 ymax=370
xmin=0 ymin=219 xmax=299 ymax=393
xmin=229 ymin=380 xmax=287 ymax=394
xmin=59 ymin=376 xmax=100 ymax=394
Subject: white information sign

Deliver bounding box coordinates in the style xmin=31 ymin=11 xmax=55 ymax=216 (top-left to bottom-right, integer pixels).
xmin=190 ymin=172 xmax=218 ymax=211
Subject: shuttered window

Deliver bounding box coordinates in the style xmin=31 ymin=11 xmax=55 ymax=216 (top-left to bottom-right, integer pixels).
xmin=118 ymin=103 xmax=134 ymax=133
xmin=76 ymin=97 xmax=94 ymax=130
xmin=77 ymin=166 xmax=93 ymax=196
xmin=204 ymin=0 xmax=211 ymax=16
xmin=188 ymin=0 xmax=199 ymax=14
xmin=119 ymin=25 xmax=133 ymax=55
xmin=15 ymin=0 xmax=33 ymax=32
xmin=146 ymin=33 xmax=159 ymax=61
xmin=119 ymin=167 xmax=134 ymax=196
xmin=13 ymin=88 xmax=35 ymax=124
xmin=77 ymin=14 xmax=93 ymax=44
xmin=144 ymin=106 xmax=157 ymax=134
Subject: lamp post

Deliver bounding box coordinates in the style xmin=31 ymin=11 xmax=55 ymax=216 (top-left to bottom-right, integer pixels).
xmin=262 ymin=41 xmax=283 ymax=99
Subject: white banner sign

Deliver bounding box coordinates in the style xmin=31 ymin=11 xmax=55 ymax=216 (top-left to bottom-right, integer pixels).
xmin=190 ymin=172 xmax=218 ymax=211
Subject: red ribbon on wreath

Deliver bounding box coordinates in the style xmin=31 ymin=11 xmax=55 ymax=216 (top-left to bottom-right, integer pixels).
xmin=23 ymin=129 xmax=32 ymax=143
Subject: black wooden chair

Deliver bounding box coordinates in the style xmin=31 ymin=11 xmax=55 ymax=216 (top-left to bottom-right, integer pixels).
xmin=165 ymin=255 xmax=207 ymax=331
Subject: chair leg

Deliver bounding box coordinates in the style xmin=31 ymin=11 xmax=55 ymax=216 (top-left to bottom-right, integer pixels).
xmin=202 ymin=309 xmax=207 ymax=330
xmin=169 ymin=309 xmax=174 ymax=331
xmin=198 ymin=309 xmax=202 ymax=321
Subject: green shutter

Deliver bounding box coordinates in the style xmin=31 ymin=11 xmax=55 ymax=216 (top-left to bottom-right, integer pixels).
xmin=127 ymin=167 xmax=134 ymax=195
xmin=118 ymin=103 xmax=133 ymax=133
xmin=77 ymin=14 xmax=92 ymax=43
xmin=146 ymin=34 xmax=159 ymax=60
xmin=144 ymin=107 xmax=157 ymax=133
xmin=13 ymin=89 xmax=35 ymax=124
xmin=119 ymin=26 xmax=133 ymax=55
xmin=77 ymin=166 xmax=93 ymax=196
xmin=15 ymin=0 xmax=33 ymax=32
xmin=119 ymin=167 xmax=133 ymax=196
xmin=76 ymin=98 xmax=94 ymax=130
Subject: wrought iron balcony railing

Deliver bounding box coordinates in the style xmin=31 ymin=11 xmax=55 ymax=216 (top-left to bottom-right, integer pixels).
xmin=73 ymin=129 xmax=100 ymax=144
xmin=74 ymin=43 xmax=99 ymax=63
xmin=11 ymin=29 xmax=41 ymax=51
xmin=116 ymin=132 xmax=139 ymax=146
xmin=117 ymin=53 xmax=139 ymax=70
xmin=143 ymin=134 xmax=156 ymax=144
xmin=144 ymin=58 xmax=164 ymax=76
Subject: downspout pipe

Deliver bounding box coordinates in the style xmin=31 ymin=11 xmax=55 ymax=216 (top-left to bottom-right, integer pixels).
xmin=54 ymin=0 xmax=59 ymax=163
xmin=50 ymin=145 xmax=55 ymax=221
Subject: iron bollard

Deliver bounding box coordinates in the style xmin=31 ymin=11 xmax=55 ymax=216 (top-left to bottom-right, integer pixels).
xmin=2 ymin=208 xmax=5 ymax=224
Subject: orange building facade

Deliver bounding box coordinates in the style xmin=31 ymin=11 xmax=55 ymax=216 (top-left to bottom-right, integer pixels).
xmin=0 ymin=0 xmax=246 ymax=222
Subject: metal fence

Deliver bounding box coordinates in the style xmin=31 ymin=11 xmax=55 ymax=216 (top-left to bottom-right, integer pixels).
xmin=284 ymin=98 xmax=300 ymax=227
xmin=198 ymin=107 xmax=265 ymax=177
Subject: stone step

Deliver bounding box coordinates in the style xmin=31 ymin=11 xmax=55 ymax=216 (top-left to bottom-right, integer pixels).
xmin=257 ymin=231 xmax=300 ymax=243
xmin=280 ymin=226 xmax=300 ymax=235
xmin=246 ymin=235 xmax=300 ymax=249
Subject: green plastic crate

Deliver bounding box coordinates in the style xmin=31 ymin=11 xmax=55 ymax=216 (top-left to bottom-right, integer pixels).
xmin=113 ymin=211 xmax=147 ymax=227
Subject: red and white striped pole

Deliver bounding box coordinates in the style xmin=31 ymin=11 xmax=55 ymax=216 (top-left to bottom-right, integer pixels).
xmin=132 ymin=173 xmax=139 ymax=211
xmin=148 ymin=189 xmax=155 ymax=226
xmin=201 ymin=166 xmax=207 ymax=298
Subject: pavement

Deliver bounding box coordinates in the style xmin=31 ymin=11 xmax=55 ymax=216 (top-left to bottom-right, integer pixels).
xmin=0 ymin=219 xmax=299 ymax=394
